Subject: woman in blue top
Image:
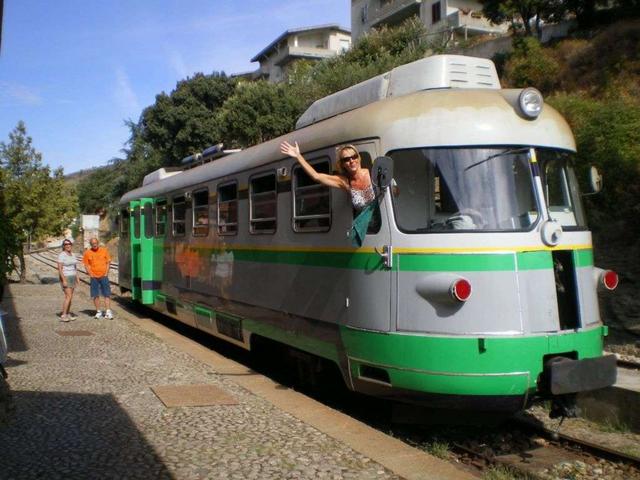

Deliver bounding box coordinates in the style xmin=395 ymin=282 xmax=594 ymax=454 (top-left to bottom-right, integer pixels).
xmin=57 ymin=239 xmax=78 ymax=322
xmin=280 ymin=141 xmax=375 ymax=213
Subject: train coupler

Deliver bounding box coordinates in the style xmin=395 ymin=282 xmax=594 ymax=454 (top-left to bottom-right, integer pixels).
xmin=549 ymin=393 xmax=579 ymax=419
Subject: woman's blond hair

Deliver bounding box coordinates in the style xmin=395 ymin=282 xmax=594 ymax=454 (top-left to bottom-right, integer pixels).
xmin=335 ymin=145 xmax=360 ymax=175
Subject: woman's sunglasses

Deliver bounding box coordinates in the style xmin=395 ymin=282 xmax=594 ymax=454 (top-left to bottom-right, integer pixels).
xmin=341 ymin=154 xmax=358 ymax=162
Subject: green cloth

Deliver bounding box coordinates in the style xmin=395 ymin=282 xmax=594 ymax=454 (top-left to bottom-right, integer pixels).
xmin=351 ymin=201 xmax=377 ymax=247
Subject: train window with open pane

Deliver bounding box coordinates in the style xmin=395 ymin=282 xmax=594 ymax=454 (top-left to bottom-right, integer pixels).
xmin=249 ymin=172 xmax=277 ymax=234
xmin=172 ymin=195 xmax=186 ymax=237
xmin=192 ymin=189 xmax=209 ymax=237
xmin=120 ymin=209 xmax=129 ymax=238
xmin=217 ymin=182 xmax=238 ymax=235
xmin=292 ymin=158 xmax=331 ymax=232
xmin=155 ymin=200 xmax=167 ymax=236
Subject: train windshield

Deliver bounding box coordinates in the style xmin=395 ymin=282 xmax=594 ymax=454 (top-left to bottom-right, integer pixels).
xmin=390 ymin=147 xmax=587 ymax=233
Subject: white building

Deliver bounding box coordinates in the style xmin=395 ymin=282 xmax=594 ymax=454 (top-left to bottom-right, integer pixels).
xmin=250 ymin=24 xmax=352 ymax=83
xmin=351 ymin=0 xmax=507 ymax=42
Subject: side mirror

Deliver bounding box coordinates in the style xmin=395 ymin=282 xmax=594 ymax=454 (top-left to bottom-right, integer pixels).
xmin=589 ymin=166 xmax=603 ymax=194
xmin=372 ymin=156 xmax=394 ymax=189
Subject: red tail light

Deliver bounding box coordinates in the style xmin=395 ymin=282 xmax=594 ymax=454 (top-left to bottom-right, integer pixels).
xmin=602 ymin=270 xmax=619 ymax=290
xmin=451 ymin=279 xmax=472 ymax=302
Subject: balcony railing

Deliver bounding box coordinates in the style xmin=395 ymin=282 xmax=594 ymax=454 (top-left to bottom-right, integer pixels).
xmin=272 ymin=45 xmax=337 ymax=66
xmin=370 ymin=0 xmax=421 ymax=23
xmin=446 ymin=10 xmax=508 ymax=34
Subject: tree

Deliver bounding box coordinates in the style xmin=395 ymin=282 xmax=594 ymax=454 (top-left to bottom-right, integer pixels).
xmin=502 ymin=36 xmax=561 ymax=93
xmin=219 ymin=81 xmax=305 ymax=148
xmin=76 ymin=162 xmax=128 ymax=216
xmin=0 ymin=122 xmax=78 ymax=282
xmin=138 ymin=72 xmax=237 ymax=167
xmin=288 ymin=17 xmax=429 ymax=106
xmin=480 ymin=0 xmax=567 ymax=38
xmin=0 ymin=168 xmax=19 ymax=297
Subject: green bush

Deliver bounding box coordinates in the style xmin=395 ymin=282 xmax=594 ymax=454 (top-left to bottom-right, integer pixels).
xmin=502 ymin=37 xmax=561 ymax=93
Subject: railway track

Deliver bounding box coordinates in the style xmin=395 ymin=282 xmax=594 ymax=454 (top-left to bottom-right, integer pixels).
xmin=27 ymin=249 xmax=640 ymax=479
xmin=448 ymin=416 xmax=640 ymax=479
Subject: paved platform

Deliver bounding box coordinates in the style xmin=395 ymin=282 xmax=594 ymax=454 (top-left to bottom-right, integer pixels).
xmin=0 ymin=280 xmax=473 ymax=480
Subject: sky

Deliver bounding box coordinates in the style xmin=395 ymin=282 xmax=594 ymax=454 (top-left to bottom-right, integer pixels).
xmin=0 ymin=0 xmax=351 ymax=174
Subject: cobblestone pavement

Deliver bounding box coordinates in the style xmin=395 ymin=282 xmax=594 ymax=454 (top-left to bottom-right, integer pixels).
xmin=0 ymin=277 xmax=400 ymax=479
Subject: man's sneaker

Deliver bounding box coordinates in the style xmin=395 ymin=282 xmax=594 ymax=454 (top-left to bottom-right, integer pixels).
xmin=68 ymin=312 xmax=78 ymax=321
xmin=94 ymin=311 xmax=103 ymax=319
xmin=60 ymin=315 xmax=70 ymax=323
xmin=104 ymin=310 xmax=114 ymax=319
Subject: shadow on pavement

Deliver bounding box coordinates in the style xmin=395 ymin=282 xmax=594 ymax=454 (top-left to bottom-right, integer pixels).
xmin=0 ymin=390 xmax=173 ymax=479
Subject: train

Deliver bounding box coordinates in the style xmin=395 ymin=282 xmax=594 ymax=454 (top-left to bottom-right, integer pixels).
xmin=118 ymin=55 xmax=618 ymax=417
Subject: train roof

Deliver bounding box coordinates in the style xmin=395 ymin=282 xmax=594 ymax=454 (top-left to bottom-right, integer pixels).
xmin=119 ymin=55 xmax=575 ymax=205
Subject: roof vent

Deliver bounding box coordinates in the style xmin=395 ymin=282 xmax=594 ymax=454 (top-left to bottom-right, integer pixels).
xmin=296 ymin=55 xmax=500 ymax=129
xmin=142 ymin=168 xmax=182 ymax=186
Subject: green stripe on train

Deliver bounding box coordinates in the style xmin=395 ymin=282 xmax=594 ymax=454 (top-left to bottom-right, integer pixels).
xmin=186 ymin=248 xmax=585 ymax=271
xmin=574 ymin=249 xmax=594 ymax=267
xmin=340 ymin=325 xmax=605 ymax=396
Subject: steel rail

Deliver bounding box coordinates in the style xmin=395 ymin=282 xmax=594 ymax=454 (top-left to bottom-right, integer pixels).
xmin=514 ymin=416 xmax=640 ymax=468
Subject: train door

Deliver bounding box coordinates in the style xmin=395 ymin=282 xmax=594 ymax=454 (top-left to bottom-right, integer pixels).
xmin=139 ymin=197 xmax=162 ymax=305
xmin=346 ymin=142 xmax=394 ymax=331
xmin=129 ymin=200 xmax=142 ymax=301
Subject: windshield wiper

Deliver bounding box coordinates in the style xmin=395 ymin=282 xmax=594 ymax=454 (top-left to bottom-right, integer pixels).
xmin=464 ymin=147 xmax=530 ymax=171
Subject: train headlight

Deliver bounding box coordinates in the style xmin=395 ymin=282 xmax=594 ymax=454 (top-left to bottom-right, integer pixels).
xmin=518 ymin=87 xmax=543 ymax=119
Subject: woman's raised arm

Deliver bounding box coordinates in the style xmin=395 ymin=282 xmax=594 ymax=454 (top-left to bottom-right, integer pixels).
xmin=280 ymin=141 xmax=348 ymax=191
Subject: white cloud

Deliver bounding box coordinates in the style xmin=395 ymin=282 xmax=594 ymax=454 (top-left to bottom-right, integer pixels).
xmin=0 ymin=82 xmax=43 ymax=106
xmin=114 ymin=67 xmax=140 ymax=114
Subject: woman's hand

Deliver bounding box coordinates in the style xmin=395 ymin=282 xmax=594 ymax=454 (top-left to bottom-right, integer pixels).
xmin=280 ymin=141 xmax=300 ymax=159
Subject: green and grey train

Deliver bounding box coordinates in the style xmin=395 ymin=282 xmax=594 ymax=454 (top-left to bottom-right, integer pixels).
xmin=118 ymin=55 xmax=618 ymax=416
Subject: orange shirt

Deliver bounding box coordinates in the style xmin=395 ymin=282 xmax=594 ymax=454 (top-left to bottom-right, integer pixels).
xmin=83 ymin=246 xmax=111 ymax=278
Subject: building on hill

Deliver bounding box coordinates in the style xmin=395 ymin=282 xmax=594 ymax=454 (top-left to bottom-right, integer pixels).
xmin=350 ymin=0 xmax=507 ymax=43
xmin=248 ymin=24 xmax=351 ymax=83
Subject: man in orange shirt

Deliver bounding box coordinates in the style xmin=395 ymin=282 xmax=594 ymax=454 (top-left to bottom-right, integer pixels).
xmin=83 ymin=238 xmax=113 ymax=319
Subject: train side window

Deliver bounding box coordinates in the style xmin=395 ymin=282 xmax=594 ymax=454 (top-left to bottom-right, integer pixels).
xmin=192 ymin=189 xmax=209 ymax=237
xmin=133 ymin=206 xmax=141 ymax=239
xmin=217 ymin=182 xmax=238 ymax=235
xmin=292 ymin=158 xmax=331 ymax=232
xmin=155 ymin=200 xmax=167 ymax=236
xmin=172 ymin=195 xmax=186 ymax=236
xmin=120 ymin=209 xmax=129 ymax=238
xmin=249 ymin=172 xmax=277 ymax=234
xmin=143 ymin=201 xmax=154 ymax=238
